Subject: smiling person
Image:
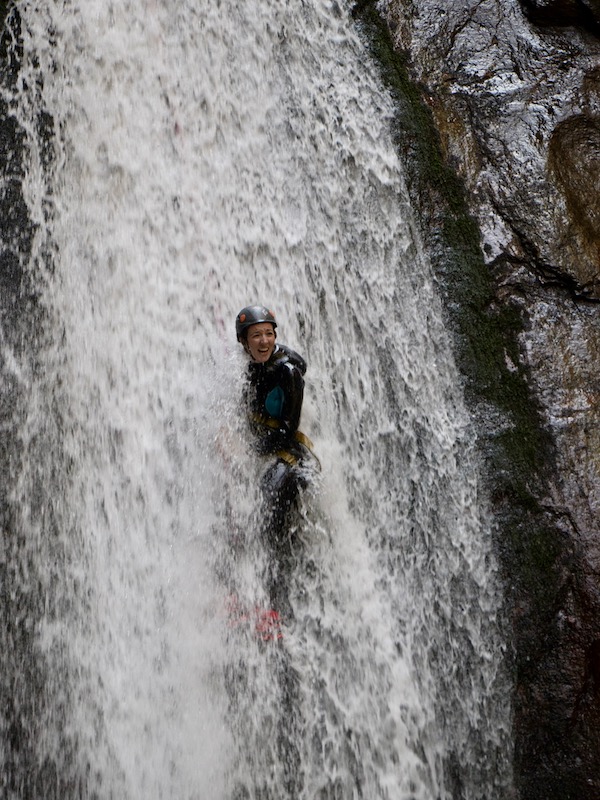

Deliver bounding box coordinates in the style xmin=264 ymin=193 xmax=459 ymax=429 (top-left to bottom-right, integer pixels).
xmin=235 ymin=304 xmax=307 ymax=462
xmin=235 ymin=304 xmax=313 ymax=609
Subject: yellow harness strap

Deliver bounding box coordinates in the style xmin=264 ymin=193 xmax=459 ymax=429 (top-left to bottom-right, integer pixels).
xmin=276 ymin=450 xmax=299 ymax=467
xmin=251 ymin=414 xmax=317 ymax=465
xmin=293 ymin=430 xmax=315 ymax=451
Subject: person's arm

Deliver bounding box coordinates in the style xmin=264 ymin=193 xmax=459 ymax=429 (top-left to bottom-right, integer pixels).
xmin=279 ymin=361 xmax=304 ymax=435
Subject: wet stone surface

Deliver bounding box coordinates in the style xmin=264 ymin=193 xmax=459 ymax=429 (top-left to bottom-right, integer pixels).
xmin=382 ymin=0 xmax=600 ymax=796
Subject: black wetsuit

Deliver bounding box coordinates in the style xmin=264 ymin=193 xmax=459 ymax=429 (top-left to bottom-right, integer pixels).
xmin=243 ymin=344 xmax=308 ymax=609
xmin=244 ymin=343 xmax=306 ymax=458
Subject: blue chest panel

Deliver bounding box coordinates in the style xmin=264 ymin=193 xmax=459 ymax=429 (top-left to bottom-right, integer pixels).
xmin=265 ymin=385 xmax=285 ymax=419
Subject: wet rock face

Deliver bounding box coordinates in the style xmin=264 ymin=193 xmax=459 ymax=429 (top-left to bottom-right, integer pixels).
xmin=387 ymin=0 xmax=600 ymax=298
xmin=521 ymin=0 xmax=600 ymax=28
xmin=382 ymin=0 xmax=600 ymax=797
xmin=548 ymin=112 xmax=600 ymax=289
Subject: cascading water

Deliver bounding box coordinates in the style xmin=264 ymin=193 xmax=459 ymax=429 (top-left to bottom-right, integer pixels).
xmin=1 ymin=1 xmax=514 ymax=798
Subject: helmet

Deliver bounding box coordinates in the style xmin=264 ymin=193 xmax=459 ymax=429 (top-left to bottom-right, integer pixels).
xmin=235 ymin=305 xmax=277 ymax=341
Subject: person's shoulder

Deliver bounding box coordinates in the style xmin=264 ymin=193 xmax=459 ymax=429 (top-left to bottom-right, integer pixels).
xmin=272 ymin=343 xmax=306 ymax=375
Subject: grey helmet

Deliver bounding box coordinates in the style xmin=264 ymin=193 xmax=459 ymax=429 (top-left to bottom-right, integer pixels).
xmin=235 ymin=305 xmax=277 ymax=341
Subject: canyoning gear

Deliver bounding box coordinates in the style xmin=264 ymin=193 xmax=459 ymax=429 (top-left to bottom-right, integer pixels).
xmin=225 ymin=594 xmax=283 ymax=642
xmin=239 ymin=329 xmax=316 ymax=615
xmin=251 ymin=414 xmax=316 ymax=466
xmin=244 ymin=343 xmax=307 ymax=458
xmin=235 ymin=305 xmax=277 ymax=341
xmin=254 ymin=608 xmax=283 ymax=642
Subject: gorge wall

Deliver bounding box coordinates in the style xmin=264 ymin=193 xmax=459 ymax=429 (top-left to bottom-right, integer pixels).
xmin=0 ymin=0 xmax=598 ymax=797
xmin=360 ymin=0 xmax=600 ymax=797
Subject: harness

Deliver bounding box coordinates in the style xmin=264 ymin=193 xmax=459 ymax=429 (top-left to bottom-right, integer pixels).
xmin=251 ymin=413 xmax=319 ymax=468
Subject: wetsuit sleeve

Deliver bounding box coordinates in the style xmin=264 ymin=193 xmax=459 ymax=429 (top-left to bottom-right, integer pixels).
xmin=279 ymin=361 xmax=304 ymax=436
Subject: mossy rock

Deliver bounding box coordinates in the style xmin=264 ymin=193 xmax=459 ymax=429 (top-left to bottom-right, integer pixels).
xmin=352 ymin=0 xmax=564 ymax=642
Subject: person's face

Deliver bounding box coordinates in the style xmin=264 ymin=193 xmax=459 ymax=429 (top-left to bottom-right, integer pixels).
xmin=245 ymin=322 xmax=276 ymax=363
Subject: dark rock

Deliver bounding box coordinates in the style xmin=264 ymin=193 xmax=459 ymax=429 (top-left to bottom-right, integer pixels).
xmin=378 ymin=0 xmax=600 ymax=796
xmin=520 ymin=0 xmax=600 ymax=30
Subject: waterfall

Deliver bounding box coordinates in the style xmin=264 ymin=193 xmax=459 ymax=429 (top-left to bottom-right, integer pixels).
xmin=1 ymin=1 xmax=513 ymax=798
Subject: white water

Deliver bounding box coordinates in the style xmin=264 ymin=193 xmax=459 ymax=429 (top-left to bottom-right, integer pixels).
xmin=3 ymin=1 xmax=512 ymax=798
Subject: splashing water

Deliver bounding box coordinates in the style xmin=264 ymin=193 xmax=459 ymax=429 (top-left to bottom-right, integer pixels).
xmin=0 ymin=1 xmax=513 ymax=798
